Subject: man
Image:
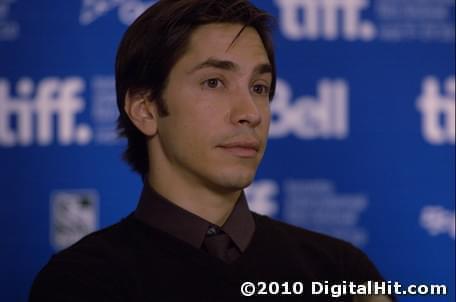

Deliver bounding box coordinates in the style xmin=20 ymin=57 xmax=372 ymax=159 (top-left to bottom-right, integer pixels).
xmin=30 ymin=1 xmax=392 ymax=301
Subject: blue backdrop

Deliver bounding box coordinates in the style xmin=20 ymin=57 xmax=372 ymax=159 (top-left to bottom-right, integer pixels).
xmin=1 ymin=0 xmax=454 ymax=301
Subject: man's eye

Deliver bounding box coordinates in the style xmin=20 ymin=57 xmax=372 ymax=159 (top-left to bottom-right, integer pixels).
xmin=252 ymin=84 xmax=270 ymax=96
xmin=203 ymin=78 xmax=223 ymax=89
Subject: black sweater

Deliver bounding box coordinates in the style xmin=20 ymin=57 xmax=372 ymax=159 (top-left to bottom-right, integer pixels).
xmin=30 ymin=212 xmax=383 ymax=301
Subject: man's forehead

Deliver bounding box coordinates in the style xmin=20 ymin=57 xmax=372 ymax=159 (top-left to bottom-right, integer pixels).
xmin=181 ymin=23 xmax=270 ymax=71
xmin=189 ymin=23 xmax=263 ymax=47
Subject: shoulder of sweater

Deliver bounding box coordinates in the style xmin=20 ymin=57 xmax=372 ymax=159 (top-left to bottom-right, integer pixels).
xmin=45 ymin=214 xmax=138 ymax=268
xmin=30 ymin=216 xmax=136 ymax=300
xmin=30 ymin=214 xmax=168 ymax=296
xmin=251 ymin=211 xmax=367 ymax=261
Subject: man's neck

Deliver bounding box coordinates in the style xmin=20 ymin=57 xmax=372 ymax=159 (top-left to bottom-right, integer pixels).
xmin=146 ymin=175 xmax=241 ymax=226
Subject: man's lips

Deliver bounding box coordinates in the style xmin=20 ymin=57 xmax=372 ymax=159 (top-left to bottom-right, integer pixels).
xmin=218 ymin=141 xmax=260 ymax=158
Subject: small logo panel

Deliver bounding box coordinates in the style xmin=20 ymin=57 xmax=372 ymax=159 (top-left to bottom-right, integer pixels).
xmin=0 ymin=0 xmax=20 ymax=41
xmin=246 ymin=180 xmax=279 ymax=217
xmin=50 ymin=190 xmax=99 ymax=251
xmin=79 ymin=0 xmax=155 ymax=26
xmin=420 ymin=205 xmax=455 ymax=239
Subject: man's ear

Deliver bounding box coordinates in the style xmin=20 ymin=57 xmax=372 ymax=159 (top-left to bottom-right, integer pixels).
xmin=124 ymin=90 xmax=158 ymax=136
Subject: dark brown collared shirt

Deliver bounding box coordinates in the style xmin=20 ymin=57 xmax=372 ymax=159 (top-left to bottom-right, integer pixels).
xmin=134 ymin=185 xmax=255 ymax=255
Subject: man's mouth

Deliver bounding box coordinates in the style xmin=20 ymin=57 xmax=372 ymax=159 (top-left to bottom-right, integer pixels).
xmin=218 ymin=140 xmax=260 ymax=158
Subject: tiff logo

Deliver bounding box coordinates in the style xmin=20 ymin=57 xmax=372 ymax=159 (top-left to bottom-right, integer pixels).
xmin=416 ymin=76 xmax=455 ymax=145
xmin=275 ymin=0 xmax=376 ymax=41
xmin=0 ymin=77 xmax=92 ymax=147
xmin=270 ymin=79 xmax=349 ymax=139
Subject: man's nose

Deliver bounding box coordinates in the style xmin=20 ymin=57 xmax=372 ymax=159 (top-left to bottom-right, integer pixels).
xmin=229 ymin=89 xmax=262 ymax=127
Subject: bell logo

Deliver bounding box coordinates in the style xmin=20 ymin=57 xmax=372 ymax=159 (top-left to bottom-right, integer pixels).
xmin=275 ymin=0 xmax=376 ymax=41
xmin=0 ymin=77 xmax=92 ymax=147
xmin=270 ymin=79 xmax=349 ymax=139
xmin=416 ymin=76 xmax=455 ymax=145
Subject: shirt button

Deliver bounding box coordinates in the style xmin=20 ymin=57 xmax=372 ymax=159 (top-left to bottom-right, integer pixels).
xmin=207 ymin=226 xmax=218 ymax=235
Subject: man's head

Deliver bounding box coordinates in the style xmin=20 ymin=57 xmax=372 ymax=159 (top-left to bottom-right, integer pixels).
xmin=116 ymin=0 xmax=276 ymax=191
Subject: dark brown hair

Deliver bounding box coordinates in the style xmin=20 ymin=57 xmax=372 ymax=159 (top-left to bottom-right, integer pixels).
xmin=116 ymin=0 xmax=276 ymax=176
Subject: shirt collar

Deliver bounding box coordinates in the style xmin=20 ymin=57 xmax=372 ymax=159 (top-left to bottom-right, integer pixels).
xmin=134 ymin=185 xmax=255 ymax=252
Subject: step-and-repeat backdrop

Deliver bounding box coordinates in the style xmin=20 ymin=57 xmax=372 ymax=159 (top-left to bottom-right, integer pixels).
xmin=1 ymin=0 xmax=454 ymax=301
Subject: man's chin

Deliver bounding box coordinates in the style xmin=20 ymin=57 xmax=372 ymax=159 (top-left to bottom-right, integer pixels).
xmin=205 ymin=164 xmax=259 ymax=192
xmin=214 ymin=174 xmax=255 ymax=192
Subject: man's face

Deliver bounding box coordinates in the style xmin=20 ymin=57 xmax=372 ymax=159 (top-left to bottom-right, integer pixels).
xmin=152 ymin=23 xmax=272 ymax=193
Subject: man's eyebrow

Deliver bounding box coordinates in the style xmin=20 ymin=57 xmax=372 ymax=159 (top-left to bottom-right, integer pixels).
xmin=188 ymin=58 xmax=272 ymax=76
xmin=253 ymin=63 xmax=272 ymax=76
xmin=188 ymin=58 xmax=239 ymax=74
